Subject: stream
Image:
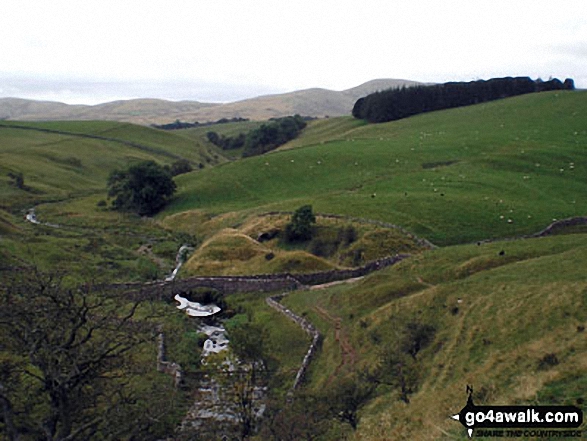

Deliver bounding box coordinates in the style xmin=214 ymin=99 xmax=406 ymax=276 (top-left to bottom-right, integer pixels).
xmin=164 ymin=244 xmax=193 ymax=282
xmin=24 ymin=215 xmax=259 ymax=434
xmin=167 ymin=246 xmax=267 ymax=436
xmin=168 ymin=244 xmax=227 ymax=354
xmin=24 ymin=208 xmax=60 ymax=228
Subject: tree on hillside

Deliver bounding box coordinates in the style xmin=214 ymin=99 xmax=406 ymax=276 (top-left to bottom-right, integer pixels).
xmin=0 ymin=270 xmax=176 ymax=440
xmin=206 ymin=131 xmax=220 ymax=145
xmin=260 ymin=392 xmax=332 ymax=440
xmin=285 ymin=205 xmax=316 ymax=242
xmin=206 ymin=131 xmax=246 ymax=150
xmin=363 ymin=321 xmax=436 ymax=404
xmin=227 ymin=322 xmax=271 ymax=440
xmin=353 ymin=76 xmax=575 ymax=123
xmin=325 ymin=374 xmax=375 ymax=430
xmin=107 ymin=160 xmax=176 ymax=216
xmin=194 ymin=322 xmax=271 ymax=440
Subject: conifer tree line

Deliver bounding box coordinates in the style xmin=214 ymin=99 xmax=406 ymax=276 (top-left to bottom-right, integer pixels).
xmin=352 ymin=77 xmax=575 ymax=123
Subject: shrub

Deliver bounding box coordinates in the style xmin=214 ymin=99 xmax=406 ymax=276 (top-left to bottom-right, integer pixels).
xmin=136 ymin=257 xmax=159 ymax=280
xmin=169 ymin=159 xmax=193 ymax=176
xmin=537 ymin=353 xmax=559 ymax=370
xmin=309 ymin=237 xmax=338 ymax=257
xmin=402 ymin=322 xmax=436 ymax=359
xmin=338 ymin=225 xmax=358 ymax=245
xmin=7 ymin=171 xmax=24 ymax=189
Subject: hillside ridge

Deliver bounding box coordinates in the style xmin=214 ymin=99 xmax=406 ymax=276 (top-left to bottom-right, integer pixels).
xmin=0 ymin=122 xmax=184 ymax=159
xmin=0 ymin=79 xmax=423 ymax=125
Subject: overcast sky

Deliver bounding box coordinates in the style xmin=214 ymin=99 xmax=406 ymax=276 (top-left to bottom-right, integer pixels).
xmin=1 ymin=0 xmax=586 ymax=105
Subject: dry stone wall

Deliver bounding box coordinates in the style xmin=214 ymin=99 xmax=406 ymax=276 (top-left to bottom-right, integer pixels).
xmin=531 ymin=216 xmax=587 ymax=237
xmin=266 ymin=295 xmax=321 ymax=391
xmin=110 ymin=253 xmax=411 ymax=300
xmin=293 ymin=253 xmax=410 ymax=285
xmin=263 ymin=211 xmax=437 ymax=249
xmin=156 ymin=332 xmax=183 ymax=387
xmin=116 ymin=253 xmax=412 ymax=392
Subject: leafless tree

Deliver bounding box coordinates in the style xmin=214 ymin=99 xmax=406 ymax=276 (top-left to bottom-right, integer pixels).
xmin=0 ymin=269 xmax=173 ymax=441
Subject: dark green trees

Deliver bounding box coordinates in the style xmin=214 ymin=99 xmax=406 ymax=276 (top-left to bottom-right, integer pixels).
xmin=206 ymin=131 xmax=246 ymax=150
xmin=242 ymin=115 xmax=307 ymax=157
xmin=107 ymin=160 xmax=176 ymax=216
xmin=205 ymin=115 xmax=308 ymax=157
xmin=285 ymin=205 xmax=316 ymax=242
xmin=353 ymin=77 xmax=575 ymax=123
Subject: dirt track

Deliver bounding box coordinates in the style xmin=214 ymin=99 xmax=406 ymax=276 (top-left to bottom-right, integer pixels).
xmin=314 ymin=306 xmax=357 ymax=385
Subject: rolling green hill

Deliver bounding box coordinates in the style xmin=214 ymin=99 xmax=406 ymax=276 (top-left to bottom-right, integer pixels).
xmin=1 ymin=91 xmax=587 ymax=440
xmin=0 ymin=120 xmax=226 ymax=278
xmin=166 ymin=91 xmax=587 ymax=246
xmin=0 ymin=120 xmax=226 ymax=210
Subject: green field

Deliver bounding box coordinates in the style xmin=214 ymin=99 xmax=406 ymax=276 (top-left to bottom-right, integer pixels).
xmin=166 ymin=91 xmax=587 ymax=245
xmin=0 ymin=120 xmax=226 ymax=210
xmin=0 ymin=120 xmax=222 ymax=278
xmin=1 ymin=91 xmax=587 ymax=440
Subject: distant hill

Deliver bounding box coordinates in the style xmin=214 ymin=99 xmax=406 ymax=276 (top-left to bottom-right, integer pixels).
xmin=0 ymin=79 xmax=423 ymax=125
xmin=0 ymin=98 xmax=220 ymax=125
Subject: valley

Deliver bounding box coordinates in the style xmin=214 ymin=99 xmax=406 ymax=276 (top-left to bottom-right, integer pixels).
xmin=1 ymin=90 xmax=586 ymax=440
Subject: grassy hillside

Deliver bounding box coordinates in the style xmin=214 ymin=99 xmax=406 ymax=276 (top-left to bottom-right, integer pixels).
xmin=2 ymin=92 xmax=586 ymax=440
xmin=0 ymin=121 xmax=227 ymax=439
xmin=278 ymin=117 xmax=367 ymax=150
xmin=166 ymin=91 xmax=587 ymax=246
xmin=0 ymin=120 xmax=220 ymax=279
xmin=279 ymin=232 xmax=587 ymax=440
xmin=168 ymin=213 xmax=427 ymax=276
xmin=0 ymin=120 xmax=225 ymax=210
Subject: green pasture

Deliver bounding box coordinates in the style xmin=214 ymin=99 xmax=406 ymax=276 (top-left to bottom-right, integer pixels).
xmin=2 ymin=92 xmax=587 ymax=440
xmin=0 ymin=121 xmax=208 ymax=279
xmin=166 ymin=91 xmax=587 ymax=245
xmin=0 ymin=120 xmax=217 ymax=210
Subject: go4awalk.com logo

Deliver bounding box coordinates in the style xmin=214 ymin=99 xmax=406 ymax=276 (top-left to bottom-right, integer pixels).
xmin=451 ymin=386 xmax=583 ymax=438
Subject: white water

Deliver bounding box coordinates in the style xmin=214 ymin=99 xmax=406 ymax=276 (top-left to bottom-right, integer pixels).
xmin=24 ymin=208 xmax=60 ymax=228
xmin=164 ymin=244 xmax=193 ymax=282
xmin=174 ymin=293 xmax=221 ymax=317
xmin=198 ymin=324 xmax=229 ymax=357
xmin=166 ymin=244 xmax=226 ymax=355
